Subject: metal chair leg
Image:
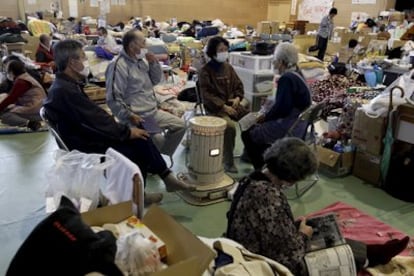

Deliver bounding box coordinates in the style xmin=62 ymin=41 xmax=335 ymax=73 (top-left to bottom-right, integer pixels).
xmin=287 ymin=172 xmax=319 ymax=200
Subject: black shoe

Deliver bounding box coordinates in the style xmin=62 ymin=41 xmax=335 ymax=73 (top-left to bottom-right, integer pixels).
xmin=224 ymin=164 xmax=238 ymax=174
xmin=27 ymin=120 xmax=41 ymax=131
xmin=240 ymin=151 xmax=251 ymax=163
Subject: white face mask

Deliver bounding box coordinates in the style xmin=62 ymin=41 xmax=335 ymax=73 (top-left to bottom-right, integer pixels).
xmin=215 ymin=52 xmax=229 ymax=63
xmin=136 ymin=48 xmax=148 ymax=60
xmin=79 ymin=60 xmax=90 ymax=77
xmin=7 ymin=73 xmax=14 ymax=81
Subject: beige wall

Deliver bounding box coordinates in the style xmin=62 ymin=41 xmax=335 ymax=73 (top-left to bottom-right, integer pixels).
xmin=2 ymin=0 xmax=398 ymax=29
xmin=330 ymin=0 xmax=395 ymax=28
xmin=60 ymin=0 xmax=268 ymax=27
xmin=267 ymin=2 xmax=291 ymax=23
xmin=0 ymin=0 xmax=19 ymax=20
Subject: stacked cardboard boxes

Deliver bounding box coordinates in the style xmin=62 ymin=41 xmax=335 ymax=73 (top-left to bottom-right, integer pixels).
xmin=351 ymin=108 xmax=386 ymax=185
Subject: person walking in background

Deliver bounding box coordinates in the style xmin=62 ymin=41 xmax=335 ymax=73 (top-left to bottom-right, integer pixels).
xmin=317 ymin=8 xmax=337 ymax=61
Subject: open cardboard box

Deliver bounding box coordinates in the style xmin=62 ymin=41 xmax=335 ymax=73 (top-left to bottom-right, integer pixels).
xmin=317 ymin=146 xmax=354 ymax=177
xmin=82 ymin=202 xmax=216 ymax=276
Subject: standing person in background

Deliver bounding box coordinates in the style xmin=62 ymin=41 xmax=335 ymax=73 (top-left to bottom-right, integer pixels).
xmin=317 ymin=8 xmax=337 ymax=61
xmin=198 ymin=36 xmax=248 ymax=173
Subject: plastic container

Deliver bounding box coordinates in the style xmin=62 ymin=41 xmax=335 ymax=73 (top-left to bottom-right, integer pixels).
xmin=364 ymin=70 xmax=377 ymax=88
xmin=373 ymin=65 xmax=383 ymax=85
xmin=333 ymin=141 xmax=344 ymax=153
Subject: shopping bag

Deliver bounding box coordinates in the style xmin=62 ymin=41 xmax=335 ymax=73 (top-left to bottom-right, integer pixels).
xmin=46 ymin=150 xmax=114 ymax=213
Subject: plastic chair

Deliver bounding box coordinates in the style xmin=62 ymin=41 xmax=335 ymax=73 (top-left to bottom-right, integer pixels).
xmin=39 ymin=106 xmax=69 ymax=151
xmin=285 ymin=102 xmax=325 ymax=199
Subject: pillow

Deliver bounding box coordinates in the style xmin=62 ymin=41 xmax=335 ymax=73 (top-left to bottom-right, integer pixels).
xmin=6 ymin=196 xmax=122 ymax=276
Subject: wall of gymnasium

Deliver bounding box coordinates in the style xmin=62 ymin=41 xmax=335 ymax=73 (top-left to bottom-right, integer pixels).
xmin=2 ymin=0 xmax=397 ymax=29
xmin=58 ymin=0 xmax=269 ymax=27
xmin=267 ymin=0 xmax=396 ymax=28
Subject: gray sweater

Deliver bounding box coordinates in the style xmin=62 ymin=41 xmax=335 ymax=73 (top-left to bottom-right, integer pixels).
xmin=105 ymin=49 xmax=162 ymax=123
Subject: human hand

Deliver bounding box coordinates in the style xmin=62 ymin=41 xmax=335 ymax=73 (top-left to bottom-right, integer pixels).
xmin=256 ymin=113 xmax=265 ymax=124
xmin=129 ymin=114 xmax=144 ymax=125
xmin=223 ymin=105 xmax=237 ymax=117
xmin=229 ymin=97 xmax=240 ymax=108
xmin=299 ymin=219 xmax=313 ymax=238
xmin=145 ymin=51 xmax=158 ymax=63
xmin=129 ymin=127 xmax=150 ymax=140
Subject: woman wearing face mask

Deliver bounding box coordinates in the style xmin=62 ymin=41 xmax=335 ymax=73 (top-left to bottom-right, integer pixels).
xmin=241 ymin=42 xmax=312 ymax=170
xmin=0 ymin=60 xmax=46 ymax=130
xmin=199 ymin=36 xmax=247 ymax=173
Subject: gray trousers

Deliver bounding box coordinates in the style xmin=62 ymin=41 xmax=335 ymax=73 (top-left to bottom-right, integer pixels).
xmin=1 ymin=112 xmax=41 ymax=127
xmin=152 ymin=109 xmax=186 ymax=157
xmin=216 ymin=113 xmax=237 ymax=167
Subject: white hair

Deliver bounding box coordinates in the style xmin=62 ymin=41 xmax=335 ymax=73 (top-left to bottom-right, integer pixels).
xmin=273 ymin=42 xmax=298 ymax=68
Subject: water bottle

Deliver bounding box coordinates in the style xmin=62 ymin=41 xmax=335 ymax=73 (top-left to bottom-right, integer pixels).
xmin=364 ymin=70 xmax=377 ymax=88
xmin=343 ymin=139 xmax=354 ymax=152
xmin=333 ymin=141 xmax=344 ymax=153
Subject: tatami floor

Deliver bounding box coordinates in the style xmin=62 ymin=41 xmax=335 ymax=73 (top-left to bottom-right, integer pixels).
xmin=1 ymin=130 xmax=414 ymax=275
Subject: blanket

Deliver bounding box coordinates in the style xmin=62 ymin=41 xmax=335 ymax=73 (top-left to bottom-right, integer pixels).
xmin=306 ymin=201 xmax=413 ymax=256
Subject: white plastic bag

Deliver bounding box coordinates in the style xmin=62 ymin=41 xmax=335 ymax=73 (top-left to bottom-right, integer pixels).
xmin=115 ymin=231 xmax=165 ymax=276
xmin=46 ymin=150 xmax=114 ymax=212
xmin=361 ymin=69 xmax=414 ymax=118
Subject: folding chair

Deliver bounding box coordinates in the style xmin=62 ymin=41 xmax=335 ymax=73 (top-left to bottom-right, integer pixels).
xmin=285 ymin=102 xmax=325 ymax=199
xmin=39 ymin=106 xmax=69 ymax=151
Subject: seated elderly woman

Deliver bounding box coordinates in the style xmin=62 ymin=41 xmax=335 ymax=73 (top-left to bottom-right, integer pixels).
xmin=226 ymin=137 xmax=410 ymax=275
xmin=241 ymin=42 xmax=312 ymax=170
xmin=199 ymin=36 xmax=248 ymax=173
xmin=0 ymin=60 xmax=46 ymax=130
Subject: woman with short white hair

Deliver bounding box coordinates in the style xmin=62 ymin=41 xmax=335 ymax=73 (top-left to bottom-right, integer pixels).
xmin=241 ymin=42 xmax=312 ymax=170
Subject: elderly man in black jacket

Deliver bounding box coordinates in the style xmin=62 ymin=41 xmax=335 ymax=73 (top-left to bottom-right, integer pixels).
xmin=43 ymin=39 xmax=195 ymax=204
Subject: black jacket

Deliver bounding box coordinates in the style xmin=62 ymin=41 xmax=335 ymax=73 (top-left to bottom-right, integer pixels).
xmin=43 ymin=72 xmax=130 ymax=153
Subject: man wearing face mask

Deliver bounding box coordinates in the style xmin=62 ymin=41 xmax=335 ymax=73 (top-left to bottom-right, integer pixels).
xmin=97 ymin=27 xmax=119 ymax=54
xmin=198 ymin=36 xmax=247 ymax=173
xmin=105 ymin=30 xmax=186 ymax=164
xmin=44 ymin=39 xmax=195 ymax=205
xmin=35 ymin=34 xmax=54 ymax=64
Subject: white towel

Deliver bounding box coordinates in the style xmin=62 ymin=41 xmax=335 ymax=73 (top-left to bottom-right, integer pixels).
xmin=103 ymin=147 xmax=144 ymax=218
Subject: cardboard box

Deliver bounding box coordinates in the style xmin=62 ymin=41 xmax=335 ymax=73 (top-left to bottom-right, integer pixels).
xmin=82 ymin=202 xmax=216 ymax=276
xmin=317 ymin=146 xmax=354 ymax=177
xmin=352 ymin=109 xmax=386 ymax=155
xmin=257 ymin=21 xmax=279 ymax=35
xmin=352 ymin=150 xmax=382 ymax=186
